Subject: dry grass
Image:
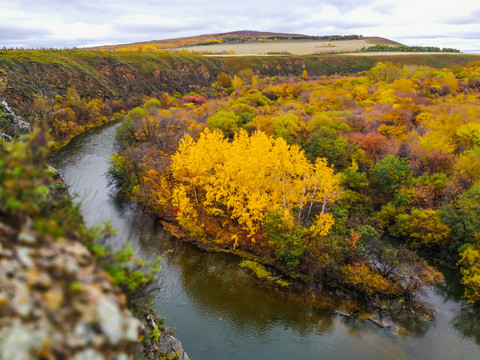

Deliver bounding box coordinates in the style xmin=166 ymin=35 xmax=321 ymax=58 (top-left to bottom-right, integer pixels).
xmin=179 ymin=39 xmax=379 ymax=56
xmin=347 ymin=52 xmax=466 ymax=56
xmin=364 ymin=37 xmax=404 ymax=46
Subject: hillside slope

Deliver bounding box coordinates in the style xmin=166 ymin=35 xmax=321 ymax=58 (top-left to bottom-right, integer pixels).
xmin=5 ymin=50 xmax=475 ymax=150
xmin=87 ymin=30 xmax=394 ymax=52
xmin=2 ymin=50 xmax=480 ymax=109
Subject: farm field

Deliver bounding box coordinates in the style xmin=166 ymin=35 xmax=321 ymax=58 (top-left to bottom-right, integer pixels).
xmin=180 ymin=39 xmax=379 ymax=55
xmin=347 ymin=51 xmax=469 ymax=56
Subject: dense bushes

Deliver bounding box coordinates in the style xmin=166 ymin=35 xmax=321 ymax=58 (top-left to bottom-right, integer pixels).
xmin=109 ymin=61 xmax=480 ymax=303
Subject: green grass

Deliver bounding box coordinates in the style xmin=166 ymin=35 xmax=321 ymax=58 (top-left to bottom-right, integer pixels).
xmin=240 ymin=259 xmax=290 ymax=286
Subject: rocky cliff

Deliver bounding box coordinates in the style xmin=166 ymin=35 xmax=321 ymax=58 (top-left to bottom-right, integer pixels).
xmin=1 ymin=50 xmax=479 ymax=111
xmin=0 ymin=214 xmax=141 ymax=359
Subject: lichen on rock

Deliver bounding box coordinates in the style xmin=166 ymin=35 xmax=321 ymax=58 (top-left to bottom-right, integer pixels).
xmin=0 ymin=215 xmax=143 ymax=359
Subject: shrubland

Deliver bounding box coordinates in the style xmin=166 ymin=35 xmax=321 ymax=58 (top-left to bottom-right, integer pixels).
xmin=110 ymin=61 xmax=480 ymax=306
xmin=3 ymin=49 xmax=480 ymax=312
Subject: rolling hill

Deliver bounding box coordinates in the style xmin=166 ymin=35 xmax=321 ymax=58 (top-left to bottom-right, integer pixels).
xmin=86 ymin=30 xmax=403 ymax=54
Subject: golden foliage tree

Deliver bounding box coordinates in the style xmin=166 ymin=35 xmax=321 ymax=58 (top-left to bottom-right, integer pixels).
xmin=459 ymin=244 xmax=480 ymax=304
xmin=169 ymin=129 xmax=339 ymax=239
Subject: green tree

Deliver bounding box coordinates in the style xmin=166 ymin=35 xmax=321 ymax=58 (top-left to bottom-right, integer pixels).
xmin=271 ymin=113 xmax=300 ymax=142
xmin=207 ymin=109 xmax=242 ymax=138
xmin=441 ymin=185 xmax=480 ymax=251
xmin=304 ymin=130 xmax=350 ymax=169
xmin=370 ymin=155 xmax=411 ymax=195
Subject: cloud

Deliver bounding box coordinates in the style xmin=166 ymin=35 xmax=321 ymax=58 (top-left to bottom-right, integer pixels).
xmin=0 ymin=25 xmax=51 ymax=41
xmin=0 ymin=0 xmax=479 ymax=51
xmin=444 ymin=8 xmax=480 ymax=25
xmin=113 ymin=21 xmax=208 ymax=38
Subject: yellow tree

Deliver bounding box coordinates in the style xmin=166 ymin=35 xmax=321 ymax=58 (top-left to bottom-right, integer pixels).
xmin=232 ymin=75 xmax=243 ymax=90
xmin=302 ymin=69 xmax=309 ymax=80
xmin=169 ymin=129 xmax=340 ymax=239
xmin=459 ymin=244 xmax=480 ymax=303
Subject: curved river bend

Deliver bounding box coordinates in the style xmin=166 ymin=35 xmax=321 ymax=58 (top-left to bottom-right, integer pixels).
xmin=50 ymin=122 xmax=480 ymax=360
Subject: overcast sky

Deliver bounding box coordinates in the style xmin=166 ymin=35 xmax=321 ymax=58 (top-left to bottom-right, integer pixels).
xmin=1 ymin=0 xmax=479 ymax=51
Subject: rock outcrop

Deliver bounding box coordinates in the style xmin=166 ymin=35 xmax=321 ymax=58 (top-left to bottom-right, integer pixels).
xmin=0 ymin=100 xmax=31 ymax=140
xmin=142 ymin=312 xmax=190 ymax=360
xmin=0 ymin=215 xmax=142 ymax=360
xmin=0 ymin=213 xmax=191 ymax=360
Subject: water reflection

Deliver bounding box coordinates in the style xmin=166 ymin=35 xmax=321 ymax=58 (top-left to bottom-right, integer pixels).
xmin=174 ymin=247 xmax=335 ymax=334
xmin=434 ymin=264 xmax=465 ymax=302
xmin=454 ymin=305 xmax=480 ymax=344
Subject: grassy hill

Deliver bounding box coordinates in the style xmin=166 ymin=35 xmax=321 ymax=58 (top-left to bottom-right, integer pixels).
xmin=1 ymin=48 xmax=479 ymax=111
xmin=86 ymin=30 xmax=402 ymax=54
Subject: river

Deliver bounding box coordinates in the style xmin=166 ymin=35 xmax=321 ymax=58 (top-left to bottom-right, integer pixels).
xmin=49 ymin=122 xmax=480 ymax=360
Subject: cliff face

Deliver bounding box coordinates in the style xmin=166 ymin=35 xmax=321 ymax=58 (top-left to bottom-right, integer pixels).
xmin=0 ymin=213 xmax=190 ymax=360
xmin=2 ymin=50 xmax=479 ymax=112
xmin=0 ymin=51 xmax=224 ymax=105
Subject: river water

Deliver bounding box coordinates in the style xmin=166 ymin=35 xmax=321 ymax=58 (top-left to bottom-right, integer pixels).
xmin=50 ymin=122 xmax=480 ymax=360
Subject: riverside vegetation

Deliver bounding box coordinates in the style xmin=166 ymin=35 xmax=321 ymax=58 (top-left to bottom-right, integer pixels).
xmin=0 ymin=67 xmax=188 ymax=359
xmin=109 ymin=61 xmax=480 ymax=309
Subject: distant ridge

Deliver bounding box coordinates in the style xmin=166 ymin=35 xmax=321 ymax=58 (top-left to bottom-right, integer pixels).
xmin=85 ymin=30 xmax=403 ymax=51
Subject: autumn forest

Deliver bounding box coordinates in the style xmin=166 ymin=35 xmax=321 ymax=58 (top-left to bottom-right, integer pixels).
xmin=104 ymin=61 xmax=480 ymax=305
xmin=3 ymin=47 xmax=480 ymax=358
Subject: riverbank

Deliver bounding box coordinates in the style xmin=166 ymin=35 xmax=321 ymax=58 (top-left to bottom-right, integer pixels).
xmin=0 ymin=125 xmax=189 ymax=359
xmin=48 ymin=120 xmax=480 ymax=360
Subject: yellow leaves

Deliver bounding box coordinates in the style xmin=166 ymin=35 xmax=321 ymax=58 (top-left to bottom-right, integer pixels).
xmin=231 ymin=234 xmax=239 ymax=249
xmin=419 ymin=131 xmax=456 ymax=153
xmin=341 ymin=261 xmax=400 ymax=295
xmin=420 ymin=76 xmax=441 ymax=92
xmin=170 ymin=129 xmax=339 ymax=240
xmin=172 ymin=185 xmax=196 ymax=218
xmin=309 ymin=213 xmax=335 ymax=237
xmin=309 ymin=88 xmax=352 ymax=111
xmin=440 ymin=72 xmax=459 ymax=93
xmin=135 ymin=115 xmax=160 ymax=142
xmin=459 ymin=245 xmax=480 ymax=303
xmin=352 ymin=85 xmax=370 ymax=102
xmin=252 ymin=115 xmax=274 ymax=135
xmin=453 ymin=152 xmax=480 ymax=185
xmin=408 ymin=209 xmax=450 ymax=248
xmin=251 ymin=75 xmax=259 ymax=88
xmin=141 ymin=169 xmax=171 ymax=211
xmin=282 ymin=208 xmax=296 ymax=229
xmin=415 ymin=112 xmax=435 ymax=127
xmin=456 ymin=122 xmax=480 ymax=149
xmin=206 ymin=207 xmax=225 ymax=217
xmin=377 ymin=124 xmax=407 ymax=138
xmin=232 ymin=75 xmax=243 ymax=89
xmin=373 ymin=88 xmax=397 ymax=104
xmin=367 ymin=62 xmax=402 ymax=83
xmin=392 ymin=78 xmax=416 ymax=93
xmin=302 ymin=69 xmax=309 ymax=80
xmin=268 ymin=83 xmax=299 ymax=99
xmin=310 ymin=157 xmax=340 ymax=207
xmin=53 ymin=118 xmax=83 ymax=139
